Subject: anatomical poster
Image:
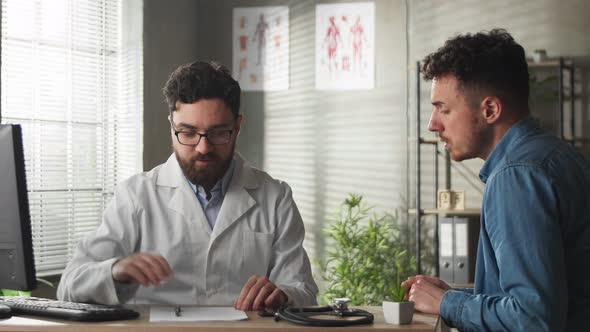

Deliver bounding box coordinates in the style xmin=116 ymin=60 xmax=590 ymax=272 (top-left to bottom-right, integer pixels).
xmin=315 ymin=3 xmax=375 ymax=90
xmin=233 ymin=6 xmax=289 ymax=91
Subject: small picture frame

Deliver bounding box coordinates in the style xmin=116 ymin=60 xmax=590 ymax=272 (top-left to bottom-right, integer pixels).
xmin=437 ymin=190 xmax=465 ymax=211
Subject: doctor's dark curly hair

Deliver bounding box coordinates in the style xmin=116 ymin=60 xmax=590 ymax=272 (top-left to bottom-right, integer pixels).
xmin=163 ymin=61 xmax=241 ymax=118
xmin=421 ymin=28 xmax=529 ymax=110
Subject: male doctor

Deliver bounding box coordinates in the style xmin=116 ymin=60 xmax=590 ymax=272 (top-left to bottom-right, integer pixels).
xmin=57 ymin=61 xmax=318 ymax=311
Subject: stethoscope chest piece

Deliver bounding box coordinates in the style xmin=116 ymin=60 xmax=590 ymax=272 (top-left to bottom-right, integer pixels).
xmin=332 ymin=297 xmax=351 ymax=313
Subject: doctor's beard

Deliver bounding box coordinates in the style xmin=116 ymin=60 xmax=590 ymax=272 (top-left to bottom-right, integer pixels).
xmin=174 ymin=148 xmax=233 ymax=191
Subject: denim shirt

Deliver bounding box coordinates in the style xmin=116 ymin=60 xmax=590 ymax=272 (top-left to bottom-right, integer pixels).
xmin=440 ymin=116 xmax=590 ymax=332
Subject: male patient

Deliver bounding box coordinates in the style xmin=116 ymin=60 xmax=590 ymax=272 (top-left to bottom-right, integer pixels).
xmin=57 ymin=61 xmax=318 ymax=310
xmin=403 ymin=29 xmax=590 ymax=331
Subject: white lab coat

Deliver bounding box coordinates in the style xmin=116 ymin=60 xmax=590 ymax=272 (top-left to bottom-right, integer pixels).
xmin=57 ymin=153 xmax=318 ymax=306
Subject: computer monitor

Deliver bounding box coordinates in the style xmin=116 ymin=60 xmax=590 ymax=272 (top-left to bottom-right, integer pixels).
xmin=0 ymin=124 xmax=37 ymax=292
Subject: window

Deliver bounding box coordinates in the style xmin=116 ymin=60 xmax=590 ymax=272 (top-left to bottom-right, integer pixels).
xmin=1 ymin=0 xmax=143 ymax=276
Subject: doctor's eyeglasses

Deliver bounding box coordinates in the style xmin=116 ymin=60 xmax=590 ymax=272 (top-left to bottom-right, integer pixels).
xmin=169 ymin=119 xmax=234 ymax=146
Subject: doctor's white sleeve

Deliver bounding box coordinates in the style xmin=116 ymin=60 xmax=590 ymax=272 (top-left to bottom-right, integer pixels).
xmin=56 ymin=184 xmax=139 ymax=305
xmin=269 ymin=182 xmax=319 ymax=306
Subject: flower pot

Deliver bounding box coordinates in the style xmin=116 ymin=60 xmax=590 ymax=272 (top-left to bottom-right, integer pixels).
xmin=382 ymin=301 xmax=414 ymax=325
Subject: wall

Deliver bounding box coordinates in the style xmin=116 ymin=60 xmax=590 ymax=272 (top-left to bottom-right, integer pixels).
xmin=260 ymin=0 xmax=409 ymax=262
xmin=143 ymin=0 xmax=202 ymax=170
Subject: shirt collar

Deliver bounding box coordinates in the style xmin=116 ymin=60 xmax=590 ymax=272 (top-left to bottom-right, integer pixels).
xmin=479 ymin=115 xmax=540 ymax=183
xmin=187 ymin=157 xmax=235 ymax=198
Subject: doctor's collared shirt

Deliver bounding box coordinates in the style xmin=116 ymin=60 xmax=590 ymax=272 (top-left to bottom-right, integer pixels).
xmin=187 ymin=159 xmax=235 ymax=230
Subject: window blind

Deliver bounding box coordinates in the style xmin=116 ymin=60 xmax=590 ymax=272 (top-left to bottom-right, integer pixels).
xmin=1 ymin=0 xmax=143 ymax=276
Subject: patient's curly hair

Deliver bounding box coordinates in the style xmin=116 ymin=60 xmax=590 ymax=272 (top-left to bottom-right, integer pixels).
xmin=421 ymin=29 xmax=529 ymax=110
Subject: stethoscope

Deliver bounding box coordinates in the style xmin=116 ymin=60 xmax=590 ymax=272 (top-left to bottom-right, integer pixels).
xmin=259 ymin=298 xmax=374 ymax=327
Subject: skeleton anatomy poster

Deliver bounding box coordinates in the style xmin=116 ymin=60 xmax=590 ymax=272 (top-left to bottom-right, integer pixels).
xmin=233 ymin=6 xmax=289 ymax=91
xmin=315 ymin=3 xmax=375 ymax=90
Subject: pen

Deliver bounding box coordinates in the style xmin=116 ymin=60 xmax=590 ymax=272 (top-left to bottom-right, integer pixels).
xmin=174 ymin=306 xmax=182 ymax=317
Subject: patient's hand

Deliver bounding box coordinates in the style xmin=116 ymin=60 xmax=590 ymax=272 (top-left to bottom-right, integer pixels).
xmin=234 ymin=275 xmax=288 ymax=311
xmin=401 ymin=275 xmax=450 ymax=314
xmin=401 ymin=275 xmax=451 ymax=300
xmin=111 ymin=253 xmax=172 ymax=287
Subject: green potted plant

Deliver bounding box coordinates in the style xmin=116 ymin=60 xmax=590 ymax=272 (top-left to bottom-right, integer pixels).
xmin=318 ymin=193 xmax=417 ymax=323
xmin=382 ymin=252 xmax=415 ymax=325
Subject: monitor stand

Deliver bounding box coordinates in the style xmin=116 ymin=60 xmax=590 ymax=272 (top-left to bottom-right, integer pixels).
xmin=0 ymin=304 xmax=11 ymax=319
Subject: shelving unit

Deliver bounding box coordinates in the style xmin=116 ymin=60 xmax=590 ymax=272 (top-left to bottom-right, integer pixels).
xmin=528 ymin=58 xmax=575 ymax=141
xmin=530 ymin=58 xmax=590 ymax=147
xmin=412 ymin=58 xmax=581 ymax=275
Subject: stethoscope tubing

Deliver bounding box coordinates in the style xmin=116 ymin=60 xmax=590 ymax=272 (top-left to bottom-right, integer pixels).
xmin=269 ymin=306 xmax=374 ymax=327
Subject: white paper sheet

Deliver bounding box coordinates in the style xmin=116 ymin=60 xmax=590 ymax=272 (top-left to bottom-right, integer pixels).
xmin=149 ymin=306 xmax=248 ymax=322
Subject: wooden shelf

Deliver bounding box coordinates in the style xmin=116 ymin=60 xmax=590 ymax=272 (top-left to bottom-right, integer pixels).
xmin=408 ymin=208 xmax=481 ymax=217
xmin=527 ymin=59 xmax=572 ymax=68
xmin=563 ymin=136 xmax=590 ymax=144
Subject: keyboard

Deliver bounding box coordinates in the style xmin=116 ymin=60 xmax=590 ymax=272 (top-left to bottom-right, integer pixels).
xmin=0 ymin=296 xmax=140 ymax=322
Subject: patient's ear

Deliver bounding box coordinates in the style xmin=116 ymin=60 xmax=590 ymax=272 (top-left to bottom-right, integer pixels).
xmin=481 ymin=96 xmax=501 ymax=124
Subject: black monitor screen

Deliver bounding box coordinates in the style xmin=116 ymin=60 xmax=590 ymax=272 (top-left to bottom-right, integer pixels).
xmin=0 ymin=124 xmax=36 ymax=291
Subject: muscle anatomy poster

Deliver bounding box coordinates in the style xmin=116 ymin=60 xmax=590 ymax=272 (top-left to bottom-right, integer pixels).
xmin=315 ymin=3 xmax=375 ymax=90
xmin=233 ymin=6 xmax=289 ymax=91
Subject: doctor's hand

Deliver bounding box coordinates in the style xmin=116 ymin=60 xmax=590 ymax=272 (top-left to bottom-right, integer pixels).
xmin=401 ymin=275 xmax=449 ymax=314
xmin=234 ymin=275 xmax=288 ymax=311
xmin=111 ymin=253 xmax=172 ymax=287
